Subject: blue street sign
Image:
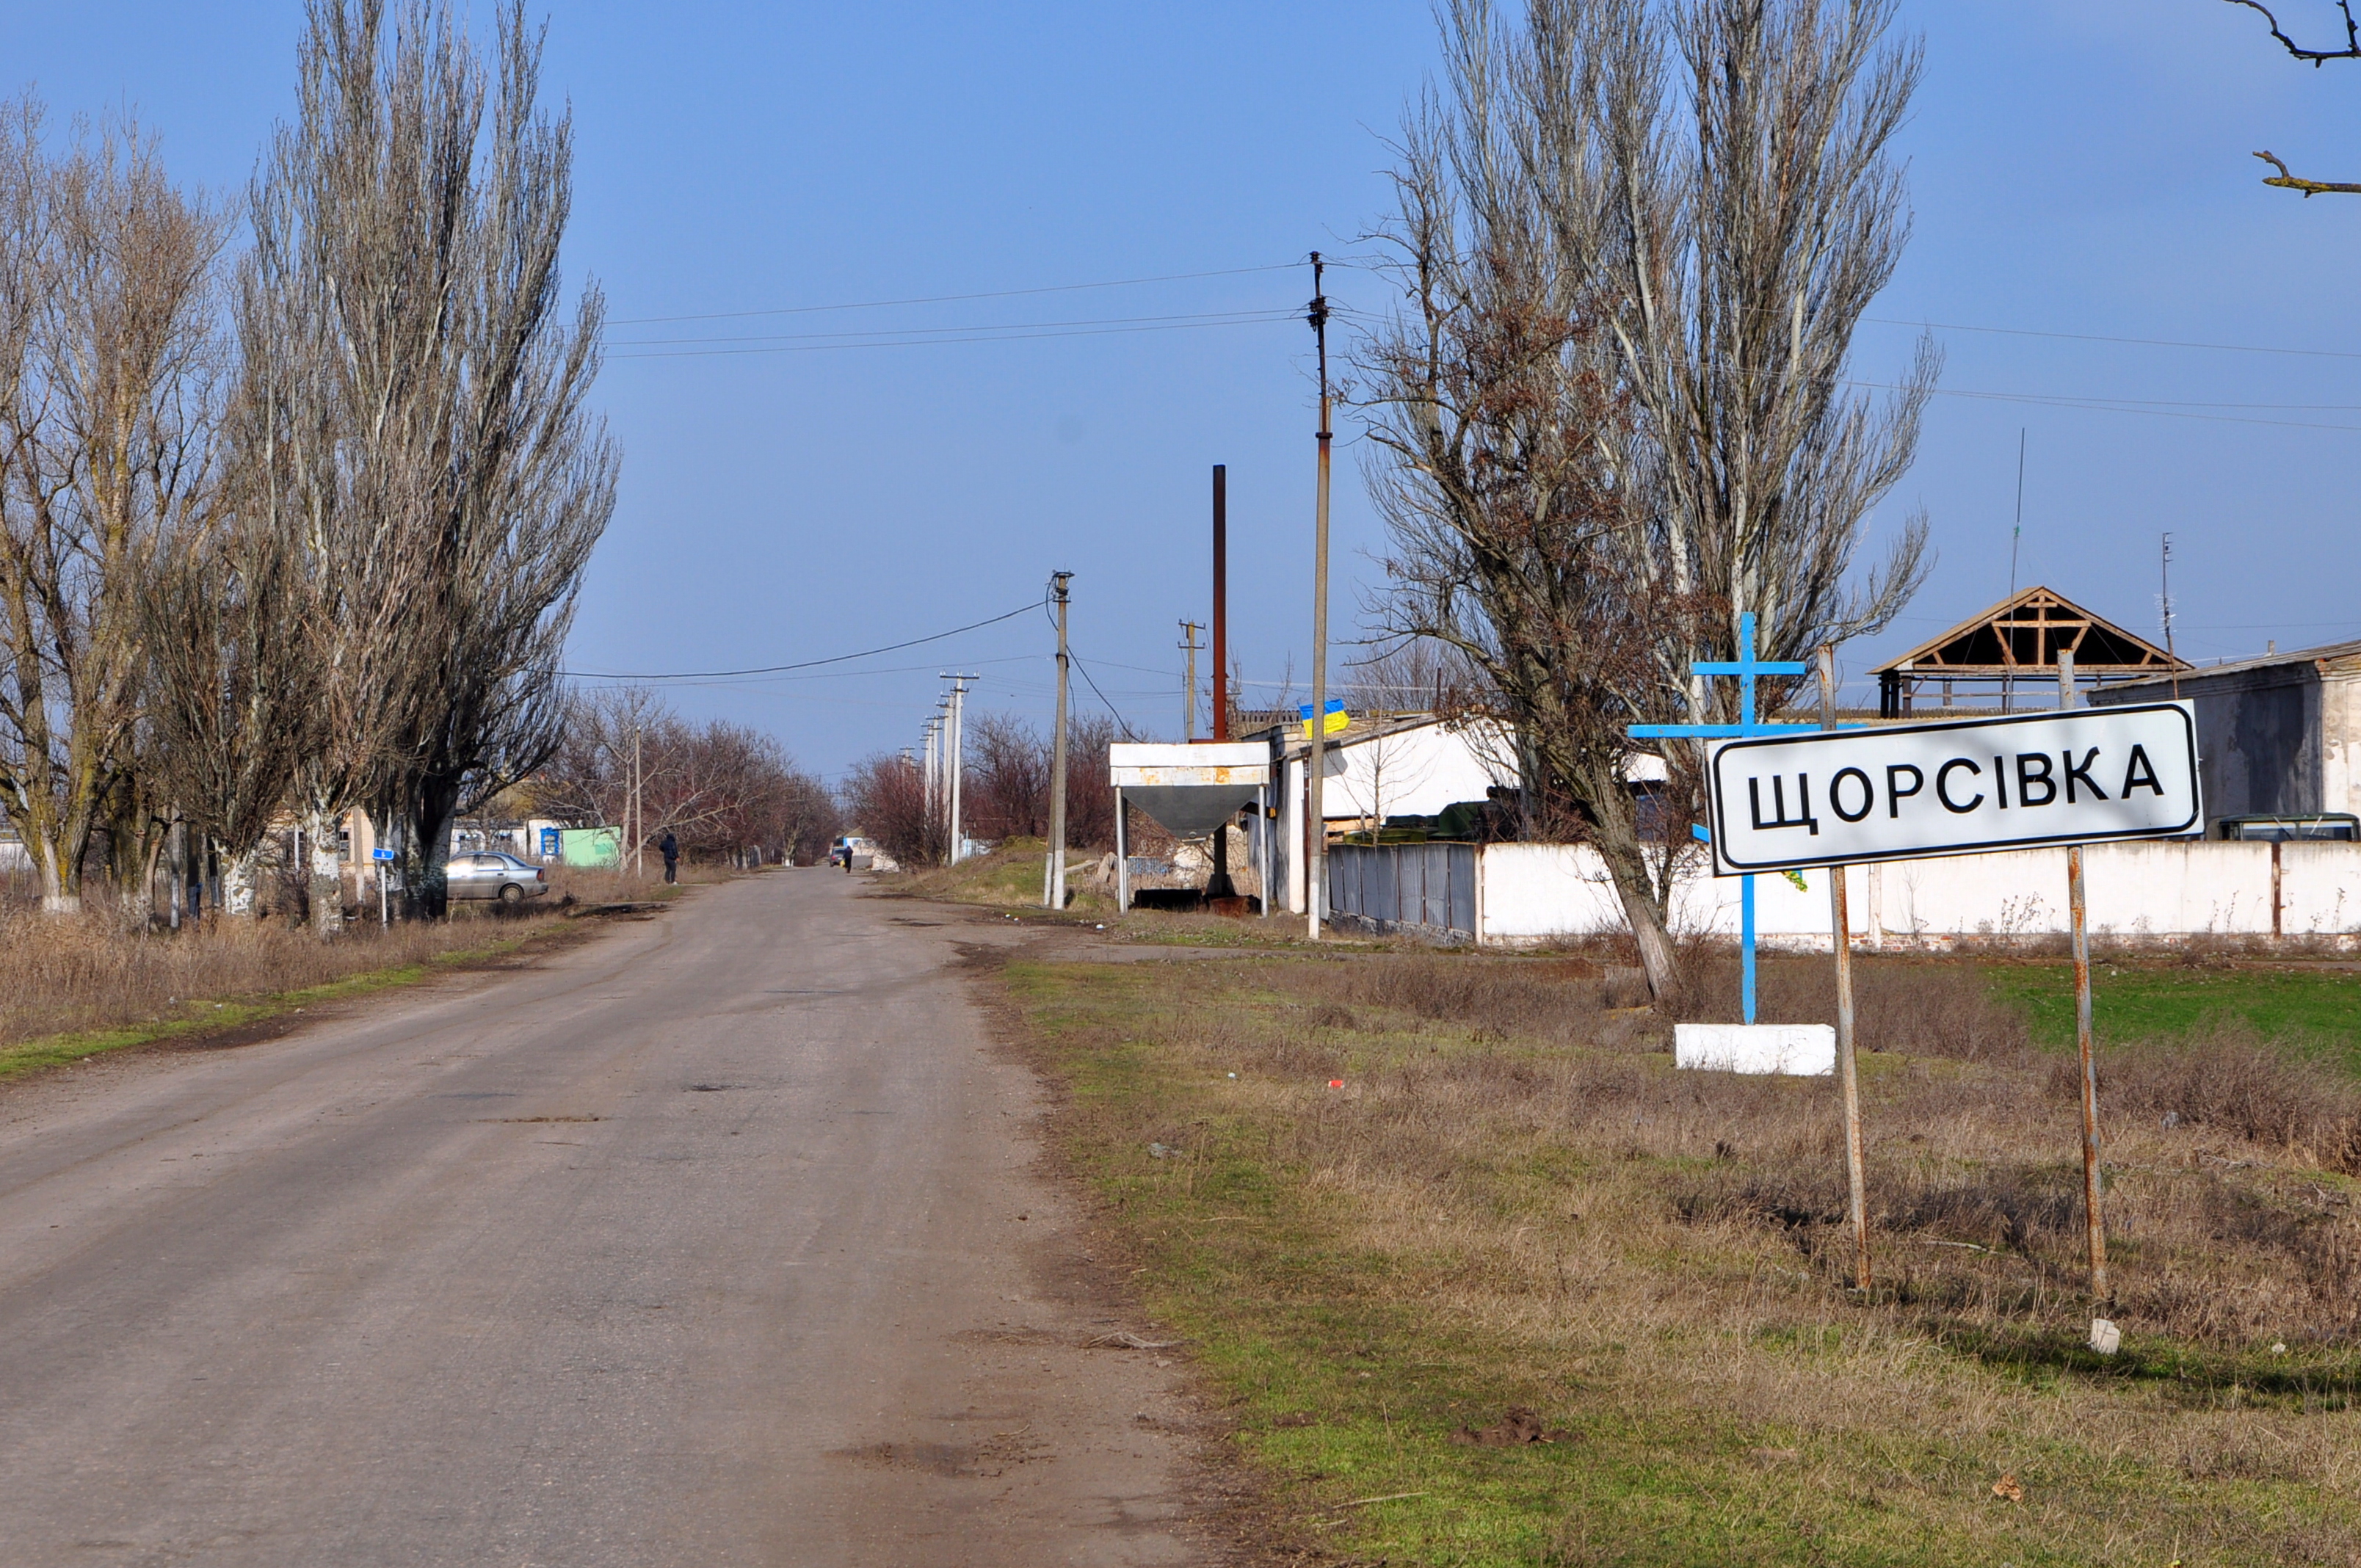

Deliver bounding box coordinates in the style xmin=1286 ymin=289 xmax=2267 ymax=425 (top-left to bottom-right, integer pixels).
xmin=371 ymin=847 xmax=395 ymax=862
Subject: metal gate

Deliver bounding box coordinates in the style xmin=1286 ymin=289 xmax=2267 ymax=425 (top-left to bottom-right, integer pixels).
xmin=1326 ymin=842 xmax=1475 ymax=941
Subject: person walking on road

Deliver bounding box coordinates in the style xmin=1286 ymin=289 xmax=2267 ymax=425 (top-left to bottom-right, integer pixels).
xmin=659 ymin=830 xmax=679 ymax=885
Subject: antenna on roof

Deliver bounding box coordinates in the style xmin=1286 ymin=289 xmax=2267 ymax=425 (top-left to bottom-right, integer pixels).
xmin=2161 ymin=533 xmax=2179 ymax=700
xmin=2008 ymin=429 xmax=2025 ymax=600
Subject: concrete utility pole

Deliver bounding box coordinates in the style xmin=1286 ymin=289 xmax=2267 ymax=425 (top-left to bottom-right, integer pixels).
xmin=943 ymin=673 xmax=978 ymax=863
xmin=1047 ymin=573 xmax=1073 ymax=910
xmin=923 ymin=715 xmax=940 ymax=816
xmin=1305 ymin=253 xmax=1333 ymax=938
xmin=630 ymin=724 xmax=643 ymax=875
xmin=1178 ymin=620 xmax=1202 ymax=741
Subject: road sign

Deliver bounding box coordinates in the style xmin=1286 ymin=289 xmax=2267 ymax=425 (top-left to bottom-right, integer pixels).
xmin=371 ymin=846 xmax=396 ymax=863
xmin=1705 ymin=701 xmax=2199 ymax=875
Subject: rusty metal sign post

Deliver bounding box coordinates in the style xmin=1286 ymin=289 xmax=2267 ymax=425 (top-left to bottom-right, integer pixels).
xmin=2059 ymin=652 xmax=2110 ymax=1324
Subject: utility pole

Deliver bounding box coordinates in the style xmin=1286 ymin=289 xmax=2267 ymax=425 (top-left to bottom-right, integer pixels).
xmin=630 ymin=724 xmax=643 ymax=876
xmin=1178 ymin=620 xmax=1203 ymax=741
xmin=924 ymin=714 xmax=940 ymax=818
xmin=1047 ymin=573 xmax=1073 ymax=909
xmin=943 ymin=673 xmax=978 ymax=863
xmin=1306 ymin=253 xmax=1333 ymax=938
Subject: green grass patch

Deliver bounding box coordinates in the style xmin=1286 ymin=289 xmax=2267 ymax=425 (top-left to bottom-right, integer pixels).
xmin=1988 ymin=959 xmax=2361 ymax=1064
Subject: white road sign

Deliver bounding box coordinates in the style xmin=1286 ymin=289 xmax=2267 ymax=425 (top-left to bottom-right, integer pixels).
xmin=1705 ymin=701 xmax=2201 ymax=874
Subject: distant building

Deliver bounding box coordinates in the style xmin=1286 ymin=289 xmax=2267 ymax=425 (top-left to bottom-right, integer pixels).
xmin=2095 ymin=639 xmax=2361 ymax=836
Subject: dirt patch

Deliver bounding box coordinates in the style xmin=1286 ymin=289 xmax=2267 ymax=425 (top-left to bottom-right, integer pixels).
xmin=949 ymin=1326 xmax=1066 ymax=1347
xmin=1448 ymin=1407 xmax=1571 ymax=1446
xmin=830 ymin=1430 xmax=1047 ymax=1479
xmin=946 ymin=923 xmax=1311 ymax=1567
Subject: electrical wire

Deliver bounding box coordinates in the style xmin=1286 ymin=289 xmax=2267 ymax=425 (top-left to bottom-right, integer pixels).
xmin=606 ymin=262 xmax=1308 ymax=327
xmin=1064 ymin=648 xmax=1140 ymax=741
xmin=562 ymin=601 xmax=1040 ymax=683
xmin=608 ymin=306 xmax=1299 ymax=350
xmin=606 ymin=311 xmax=1296 ymax=360
xmin=1865 ymin=315 xmax=2361 ymax=363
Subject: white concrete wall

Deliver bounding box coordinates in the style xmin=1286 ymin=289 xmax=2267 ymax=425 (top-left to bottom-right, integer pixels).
xmin=1472 ymin=839 xmax=2361 ymax=947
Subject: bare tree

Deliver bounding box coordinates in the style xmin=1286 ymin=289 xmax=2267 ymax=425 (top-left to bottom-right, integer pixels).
xmin=244 ymin=0 xmax=614 ymax=929
xmin=0 ymin=101 xmax=224 ymax=914
xmin=842 ymin=751 xmax=943 ymax=869
xmin=377 ymin=0 xmax=615 ymax=917
xmin=140 ymin=491 xmax=321 ymax=915
xmin=1364 ymin=0 xmax=1933 ymax=999
xmin=2226 ymin=2 xmax=2361 ymax=193
xmin=1598 ymin=0 xmax=1934 ymax=678
xmin=965 ymin=712 xmax=1051 ymax=841
xmin=533 ymin=687 xmax=826 ymax=864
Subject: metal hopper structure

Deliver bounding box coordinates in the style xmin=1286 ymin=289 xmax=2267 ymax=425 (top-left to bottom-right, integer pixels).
xmin=1108 ymin=741 xmax=1270 ymax=910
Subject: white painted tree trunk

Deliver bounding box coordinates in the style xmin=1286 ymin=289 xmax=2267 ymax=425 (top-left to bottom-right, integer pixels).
xmin=223 ymin=848 xmax=260 ymax=918
xmin=307 ymin=807 xmax=344 ymax=937
xmin=36 ymin=841 xmax=79 ymax=915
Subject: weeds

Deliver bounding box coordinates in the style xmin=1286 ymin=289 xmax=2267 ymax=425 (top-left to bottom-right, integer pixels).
xmin=0 ymin=900 xmax=567 ymax=1053
xmin=1003 ymin=943 xmax=2361 ymax=1564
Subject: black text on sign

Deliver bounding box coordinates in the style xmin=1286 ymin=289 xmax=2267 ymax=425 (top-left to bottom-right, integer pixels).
xmin=1705 ymin=703 xmax=2201 ymax=874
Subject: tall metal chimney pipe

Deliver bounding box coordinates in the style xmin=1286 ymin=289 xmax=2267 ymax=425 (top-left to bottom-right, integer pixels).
xmin=1211 ymin=465 xmax=1227 ymax=742
xmin=1207 ymin=464 xmax=1237 ymax=901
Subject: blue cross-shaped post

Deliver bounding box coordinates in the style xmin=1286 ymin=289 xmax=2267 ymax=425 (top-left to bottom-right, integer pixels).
xmin=1628 ymin=611 xmax=1813 ymax=1024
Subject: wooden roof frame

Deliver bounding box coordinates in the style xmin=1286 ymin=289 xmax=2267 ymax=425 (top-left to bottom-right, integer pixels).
xmin=1876 ymin=586 xmax=2188 ymax=678
xmin=1874 ymin=587 xmax=2190 ymax=717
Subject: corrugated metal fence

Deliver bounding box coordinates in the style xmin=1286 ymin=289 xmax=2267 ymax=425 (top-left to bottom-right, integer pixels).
xmin=1326 ymin=842 xmax=1476 ymax=941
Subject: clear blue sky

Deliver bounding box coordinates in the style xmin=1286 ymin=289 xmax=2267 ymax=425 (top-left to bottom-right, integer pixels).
xmin=17 ymin=1 xmax=2361 ymax=780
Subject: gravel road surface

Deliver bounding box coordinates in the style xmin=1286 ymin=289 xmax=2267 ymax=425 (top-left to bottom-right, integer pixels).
xmin=0 ymin=873 xmax=1203 ymax=1567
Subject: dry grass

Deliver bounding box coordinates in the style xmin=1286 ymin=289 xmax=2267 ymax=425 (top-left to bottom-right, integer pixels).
xmin=1006 ymin=945 xmax=2361 ymax=1564
xmin=0 ymin=901 xmax=559 ymax=1052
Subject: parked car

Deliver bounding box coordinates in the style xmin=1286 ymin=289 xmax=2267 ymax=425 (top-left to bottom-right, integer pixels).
xmin=829 ymin=835 xmax=870 ymax=868
xmin=446 ymin=851 xmax=549 ymax=904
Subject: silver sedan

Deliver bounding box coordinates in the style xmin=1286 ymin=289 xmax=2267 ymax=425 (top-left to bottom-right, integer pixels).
xmin=446 ymin=852 xmax=550 ymax=904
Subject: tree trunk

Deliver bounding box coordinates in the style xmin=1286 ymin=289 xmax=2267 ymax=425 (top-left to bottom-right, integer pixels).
xmin=1595 ymin=831 xmax=1681 ymax=1003
xmin=222 ymin=846 xmax=260 ymax=918
xmin=408 ymin=772 xmax=464 ymax=921
xmin=307 ymin=805 xmax=344 ymax=937
xmin=35 ymin=838 xmax=79 ymax=916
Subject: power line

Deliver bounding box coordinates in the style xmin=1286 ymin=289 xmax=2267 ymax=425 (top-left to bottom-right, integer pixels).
xmin=608 ymin=306 xmax=1298 ymax=350
xmin=1897 ymin=382 xmax=2361 ymax=435
xmin=606 ymin=312 xmax=1294 ymax=361
xmin=1865 ymin=314 xmax=2361 ymax=363
xmin=1065 ymin=648 xmax=1140 ymax=741
xmin=606 ymin=262 xmax=1306 ymax=327
xmin=562 ymin=602 xmax=1040 ymax=683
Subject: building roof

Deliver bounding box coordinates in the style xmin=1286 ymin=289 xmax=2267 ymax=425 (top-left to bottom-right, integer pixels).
xmin=1873 ymin=586 xmax=2188 ymax=679
xmin=2096 ymin=635 xmax=2361 ymax=692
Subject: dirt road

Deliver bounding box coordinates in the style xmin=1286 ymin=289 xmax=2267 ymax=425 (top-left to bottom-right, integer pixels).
xmin=0 ymin=874 xmax=1204 ymax=1567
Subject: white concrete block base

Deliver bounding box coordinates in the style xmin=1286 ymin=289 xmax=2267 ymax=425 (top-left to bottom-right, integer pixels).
xmin=1674 ymin=1023 xmax=1836 ymax=1076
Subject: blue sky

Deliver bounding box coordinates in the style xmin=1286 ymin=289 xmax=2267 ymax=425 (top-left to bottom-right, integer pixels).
xmin=16 ymin=1 xmax=2361 ymax=780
